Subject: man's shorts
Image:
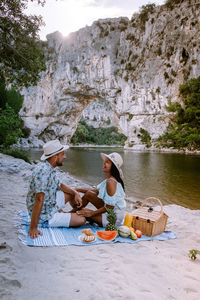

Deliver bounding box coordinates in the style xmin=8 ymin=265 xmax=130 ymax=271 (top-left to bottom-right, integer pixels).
xmin=48 ymin=191 xmax=71 ymax=227
xmin=102 ymin=209 xmax=125 ymax=228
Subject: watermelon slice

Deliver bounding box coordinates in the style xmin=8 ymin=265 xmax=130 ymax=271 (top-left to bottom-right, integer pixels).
xmin=96 ymin=230 xmax=118 ymax=241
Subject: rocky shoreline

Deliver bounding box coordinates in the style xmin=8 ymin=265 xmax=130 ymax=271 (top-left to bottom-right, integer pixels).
xmin=16 ymin=137 xmax=200 ymax=155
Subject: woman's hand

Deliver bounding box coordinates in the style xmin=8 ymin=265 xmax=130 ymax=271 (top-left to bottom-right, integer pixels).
xmin=76 ymin=208 xmax=95 ymax=218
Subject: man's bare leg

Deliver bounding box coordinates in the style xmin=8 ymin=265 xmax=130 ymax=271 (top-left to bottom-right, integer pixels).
xmin=63 ymin=192 xmax=79 ymax=212
xmin=69 ymin=213 xmax=86 ymax=227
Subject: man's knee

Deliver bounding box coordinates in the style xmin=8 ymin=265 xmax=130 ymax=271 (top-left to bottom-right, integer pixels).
xmin=84 ymin=190 xmax=96 ymax=200
xmin=70 ymin=214 xmax=86 ymax=227
xmin=79 ymin=216 xmax=86 ymax=226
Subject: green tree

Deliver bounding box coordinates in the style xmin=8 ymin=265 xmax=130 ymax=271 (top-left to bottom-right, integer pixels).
xmin=0 ymin=82 xmax=8 ymax=108
xmin=6 ymin=87 xmax=23 ymax=112
xmin=0 ymin=104 xmax=23 ymax=147
xmin=0 ymin=0 xmax=46 ymax=88
xmin=71 ymin=122 xmax=89 ymax=144
xmin=0 ymin=83 xmax=30 ymax=160
xmin=71 ymin=121 xmax=127 ymax=146
xmin=0 ymin=81 xmax=23 ymax=112
xmin=158 ymin=76 xmax=200 ymax=150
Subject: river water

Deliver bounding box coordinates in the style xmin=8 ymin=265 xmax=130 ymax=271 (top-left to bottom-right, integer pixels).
xmin=27 ymin=147 xmax=200 ymax=210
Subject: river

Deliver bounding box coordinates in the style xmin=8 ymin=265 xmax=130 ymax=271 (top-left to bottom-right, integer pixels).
xmin=27 ymin=147 xmax=200 ymax=210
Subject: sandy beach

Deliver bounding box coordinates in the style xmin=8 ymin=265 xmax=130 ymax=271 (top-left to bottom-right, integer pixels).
xmin=0 ymin=153 xmax=200 ymax=300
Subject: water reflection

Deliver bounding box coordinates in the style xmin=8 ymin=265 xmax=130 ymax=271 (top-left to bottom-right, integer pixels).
xmin=26 ymin=148 xmax=200 ymax=209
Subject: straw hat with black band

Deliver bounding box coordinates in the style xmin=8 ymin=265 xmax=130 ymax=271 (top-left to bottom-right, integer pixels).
xmin=100 ymin=152 xmax=124 ymax=178
xmin=41 ymin=140 xmax=69 ymax=161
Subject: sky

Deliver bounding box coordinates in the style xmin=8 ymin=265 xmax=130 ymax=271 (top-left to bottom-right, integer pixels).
xmin=26 ymin=0 xmax=166 ymax=40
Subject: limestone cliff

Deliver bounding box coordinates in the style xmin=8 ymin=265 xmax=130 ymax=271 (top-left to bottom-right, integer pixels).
xmin=20 ymin=0 xmax=200 ymax=148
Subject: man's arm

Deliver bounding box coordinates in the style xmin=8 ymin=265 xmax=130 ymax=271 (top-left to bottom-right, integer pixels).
xmin=75 ymin=188 xmax=99 ymax=195
xmin=75 ymin=188 xmax=89 ymax=193
xmin=28 ymin=192 xmax=44 ymax=239
xmin=61 ymin=183 xmax=82 ymax=207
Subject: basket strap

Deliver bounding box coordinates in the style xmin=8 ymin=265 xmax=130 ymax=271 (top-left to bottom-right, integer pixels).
xmin=141 ymin=197 xmax=163 ymax=216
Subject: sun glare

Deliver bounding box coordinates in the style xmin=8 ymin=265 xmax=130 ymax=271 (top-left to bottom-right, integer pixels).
xmin=55 ymin=1 xmax=126 ymax=38
xmin=26 ymin=0 xmax=165 ymax=40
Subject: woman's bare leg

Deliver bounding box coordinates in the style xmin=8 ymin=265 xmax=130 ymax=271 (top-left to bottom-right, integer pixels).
xmin=87 ymin=214 xmax=103 ymax=226
xmin=81 ymin=190 xmax=104 ymax=209
xmin=63 ymin=189 xmax=101 ymax=211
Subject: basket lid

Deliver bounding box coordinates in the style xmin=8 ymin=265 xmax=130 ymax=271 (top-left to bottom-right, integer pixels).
xmin=132 ymin=207 xmax=164 ymax=222
xmin=132 ymin=197 xmax=168 ymax=222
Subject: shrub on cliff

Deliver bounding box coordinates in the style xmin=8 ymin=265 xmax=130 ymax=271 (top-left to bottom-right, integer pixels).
xmin=71 ymin=121 xmax=127 ymax=146
xmin=157 ymin=76 xmax=200 ymax=150
xmin=165 ymin=0 xmax=185 ymax=9
xmin=139 ymin=128 xmax=152 ymax=148
xmin=138 ymin=4 xmax=156 ymax=30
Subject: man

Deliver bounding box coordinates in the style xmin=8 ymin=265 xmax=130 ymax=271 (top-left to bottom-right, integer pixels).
xmin=26 ymin=139 xmax=86 ymax=239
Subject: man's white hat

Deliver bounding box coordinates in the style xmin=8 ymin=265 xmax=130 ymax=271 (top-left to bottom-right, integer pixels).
xmin=100 ymin=152 xmax=123 ymax=177
xmin=41 ymin=140 xmax=69 ymax=161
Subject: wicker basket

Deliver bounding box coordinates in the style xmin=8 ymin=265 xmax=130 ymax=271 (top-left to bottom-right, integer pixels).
xmin=132 ymin=197 xmax=168 ymax=237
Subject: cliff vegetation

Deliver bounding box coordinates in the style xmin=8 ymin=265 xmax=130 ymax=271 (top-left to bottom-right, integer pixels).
xmin=157 ymin=76 xmax=200 ymax=150
xmin=71 ymin=121 xmax=127 ymax=146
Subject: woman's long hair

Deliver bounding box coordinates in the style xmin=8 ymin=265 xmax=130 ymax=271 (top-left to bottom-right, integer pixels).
xmin=110 ymin=163 xmax=125 ymax=190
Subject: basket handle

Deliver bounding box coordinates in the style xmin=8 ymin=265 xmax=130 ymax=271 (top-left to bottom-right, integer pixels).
xmin=141 ymin=197 xmax=163 ymax=215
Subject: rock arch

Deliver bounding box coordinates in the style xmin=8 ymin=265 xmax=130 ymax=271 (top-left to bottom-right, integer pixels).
xmin=20 ymin=4 xmax=200 ymax=148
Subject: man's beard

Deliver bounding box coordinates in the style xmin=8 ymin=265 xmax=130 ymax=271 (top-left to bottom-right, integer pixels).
xmin=56 ymin=161 xmax=63 ymax=166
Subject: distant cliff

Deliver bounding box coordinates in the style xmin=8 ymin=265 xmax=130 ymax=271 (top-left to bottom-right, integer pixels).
xmin=20 ymin=0 xmax=200 ymax=148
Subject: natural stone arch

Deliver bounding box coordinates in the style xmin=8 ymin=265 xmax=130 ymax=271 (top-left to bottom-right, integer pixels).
xmin=34 ymin=92 xmax=98 ymax=143
xmin=80 ymin=97 xmax=119 ymax=129
xmin=20 ymin=4 xmax=200 ymax=148
xmin=21 ymin=81 xmax=119 ymax=144
xmin=37 ymin=93 xmax=120 ymax=143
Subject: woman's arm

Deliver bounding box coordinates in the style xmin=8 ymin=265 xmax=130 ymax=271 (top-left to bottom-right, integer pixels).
xmin=92 ymin=204 xmax=114 ymax=216
xmin=106 ymin=178 xmax=117 ymax=196
xmin=76 ymin=204 xmax=114 ymax=217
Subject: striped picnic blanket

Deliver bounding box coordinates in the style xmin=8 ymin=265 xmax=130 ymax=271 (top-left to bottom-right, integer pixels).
xmin=15 ymin=211 xmax=177 ymax=247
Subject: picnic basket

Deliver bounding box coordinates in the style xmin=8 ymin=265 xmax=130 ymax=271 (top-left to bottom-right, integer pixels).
xmin=132 ymin=197 xmax=168 ymax=237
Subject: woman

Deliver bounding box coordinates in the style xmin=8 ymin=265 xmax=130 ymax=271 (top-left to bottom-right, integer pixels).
xmin=76 ymin=152 xmax=126 ymax=227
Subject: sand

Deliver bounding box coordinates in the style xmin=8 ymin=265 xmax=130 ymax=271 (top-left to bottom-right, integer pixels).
xmin=0 ymin=153 xmax=200 ymax=300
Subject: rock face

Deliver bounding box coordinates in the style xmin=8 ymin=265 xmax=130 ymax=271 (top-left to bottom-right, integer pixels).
xmin=20 ymin=0 xmax=200 ymax=147
xmin=81 ymin=98 xmax=118 ymax=128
